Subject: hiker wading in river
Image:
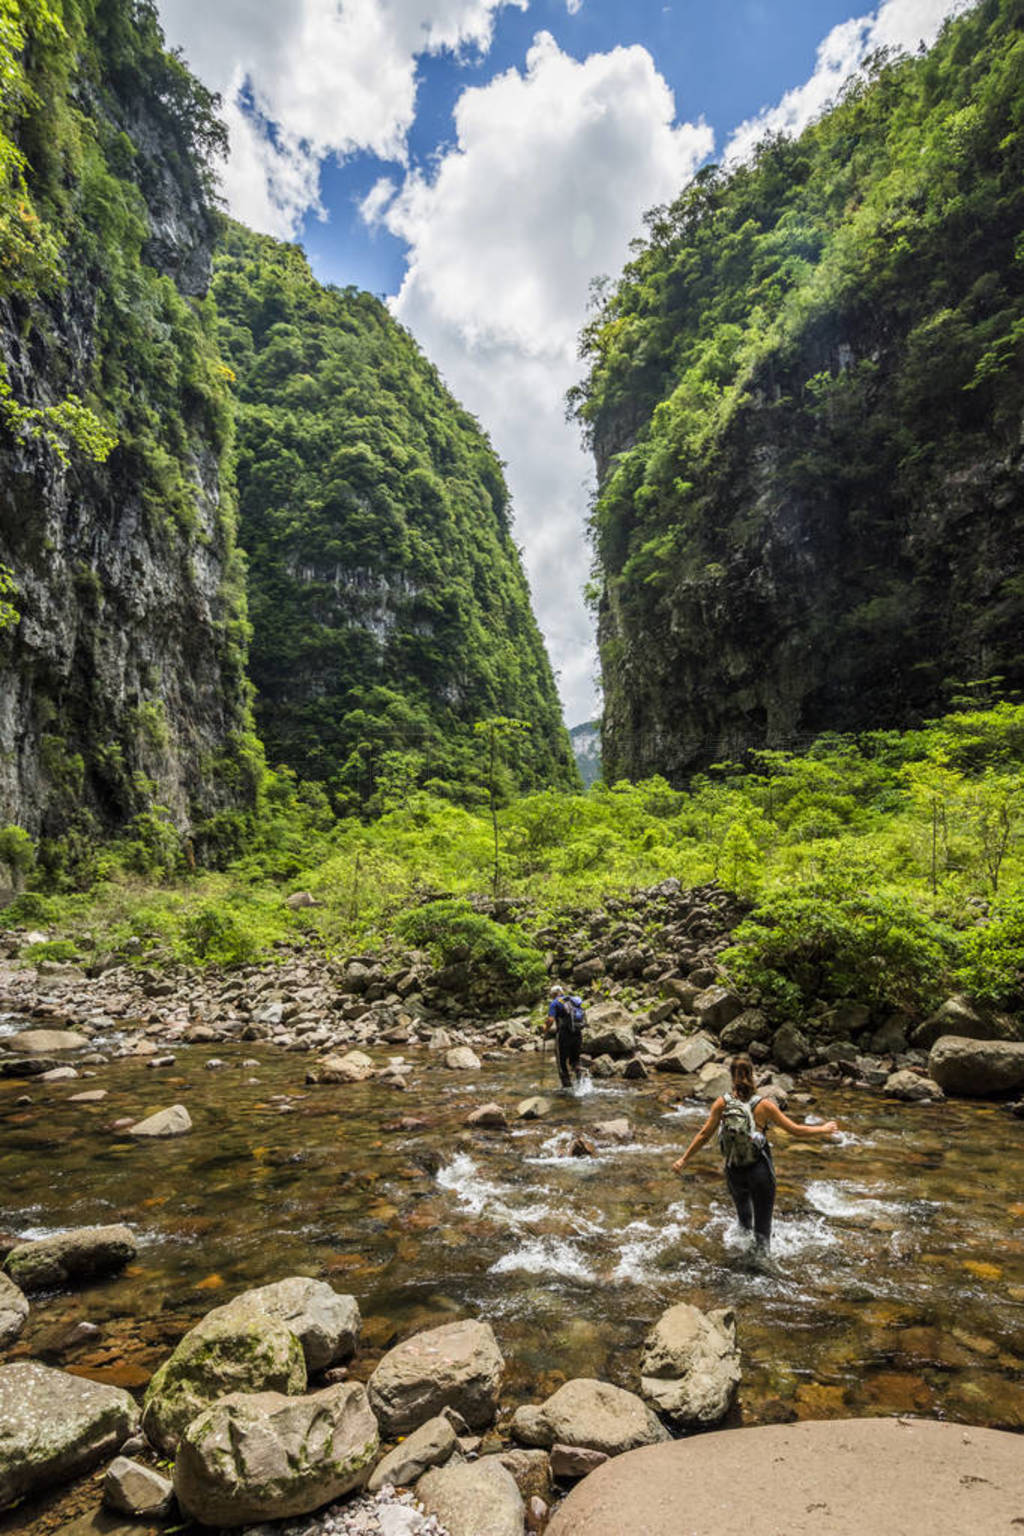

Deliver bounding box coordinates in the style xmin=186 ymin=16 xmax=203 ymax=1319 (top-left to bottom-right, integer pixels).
xmin=671 ymin=1054 xmax=839 ymax=1252
xmin=546 ymin=983 xmax=584 ymax=1089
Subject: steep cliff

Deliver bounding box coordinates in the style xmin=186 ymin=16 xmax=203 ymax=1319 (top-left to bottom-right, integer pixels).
xmin=213 ymin=223 xmax=578 ymax=805
xmin=575 ymin=0 xmax=1024 ymax=784
xmin=0 ymin=1 xmax=255 ymax=868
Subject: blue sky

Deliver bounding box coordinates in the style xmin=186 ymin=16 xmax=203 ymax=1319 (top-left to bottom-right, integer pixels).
xmin=157 ymin=0 xmax=972 ymax=725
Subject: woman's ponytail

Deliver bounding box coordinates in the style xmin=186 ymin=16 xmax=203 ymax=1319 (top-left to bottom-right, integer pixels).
xmin=731 ymin=1053 xmax=756 ymax=1101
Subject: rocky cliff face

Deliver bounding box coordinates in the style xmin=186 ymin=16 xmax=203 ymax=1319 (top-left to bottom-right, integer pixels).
xmin=576 ymin=0 xmax=1024 ymax=783
xmin=0 ymin=2 xmax=254 ymax=858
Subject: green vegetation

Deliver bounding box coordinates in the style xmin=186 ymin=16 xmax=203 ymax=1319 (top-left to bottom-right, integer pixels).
xmin=212 ymin=222 xmax=577 ymax=811
xmin=573 ymin=0 xmax=1024 ymax=781
xmin=6 ymin=703 xmax=1024 ymax=1023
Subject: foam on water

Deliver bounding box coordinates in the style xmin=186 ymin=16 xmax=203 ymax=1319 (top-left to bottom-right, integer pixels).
xmin=488 ymin=1236 xmax=596 ymax=1282
xmin=805 ymin=1179 xmax=910 ymax=1222
xmin=610 ymin=1200 xmax=692 ymax=1283
xmin=437 ymin=1152 xmax=554 ymax=1226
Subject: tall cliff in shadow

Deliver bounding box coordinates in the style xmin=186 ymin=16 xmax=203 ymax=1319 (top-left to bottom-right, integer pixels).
xmin=573 ymin=0 xmax=1024 ymax=783
xmin=0 ymin=1 xmax=255 ymax=871
xmin=213 ymin=224 xmax=578 ymax=807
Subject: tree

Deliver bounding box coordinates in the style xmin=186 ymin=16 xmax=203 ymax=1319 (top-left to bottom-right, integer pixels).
xmin=473 ymin=716 xmax=531 ymax=897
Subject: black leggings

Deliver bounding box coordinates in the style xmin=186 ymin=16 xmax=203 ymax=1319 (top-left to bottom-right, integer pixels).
xmin=725 ymin=1149 xmax=776 ymax=1249
xmin=556 ymin=1026 xmax=582 ymax=1086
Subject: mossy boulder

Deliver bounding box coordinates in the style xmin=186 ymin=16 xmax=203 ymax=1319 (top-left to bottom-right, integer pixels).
xmin=5 ymin=1224 xmax=137 ymax=1293
xmin=0 ymin=1362 xmax=139 ymax=1507
xmin=142 ymin=1300 xmax=306 ymax=1455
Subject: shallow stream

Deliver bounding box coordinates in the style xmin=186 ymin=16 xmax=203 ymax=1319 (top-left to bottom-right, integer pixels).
xmin=2 ymin=1019 xmax=1023 ymax=1528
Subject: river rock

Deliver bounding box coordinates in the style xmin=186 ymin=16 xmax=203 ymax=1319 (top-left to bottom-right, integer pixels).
xmin=466 ymin=1102 xmax=508 ymax=1129
xmin=368 ymin=1319 xmax=504 ymax=1436
xmin=308 ymin=1050 xmax=375 ymax=1085
xmin=517 ymin=1096 xmax=551 ymax=1119
xmin=512 ymin=1379 xmax=669 ymax=1457
xmin=38 ymin=1065 xmax=79 ymax=1081
xmin=497 ymin=1448 xmax=551 ymax=1502
xmin=772 ymin=1022 xmax=810 ymax=1070
xmin=928 ymin=1036 xmax=1024 ymax=1097
xmin=657 ymin=1034 xmax=716 ymax=1074
xmin=224 ymin=1277 xmax=360 ymax=1372
xmin=445 ymin=1047 xmax=481 ymax=1071
xmin=417 ymin=1457 xmax=524 ymax=1536
xmin=719 ymin=1010 xmax=770 ymax=1050
xmin=173 ymin=1382 xmax=378 ymax=1527
xmin=884 ymin=1069 xmax=943 ymax=1101
xmin=0 ymin=1274 xmax=28 ymax=1347
xmin=142 ymin=1299 xmax=307 ymax=1454
xmin=593 ymin=1118 xmax=631 ymax=1143
xmin=0 ymin=1056 xmax=60 ymax=1078
xmin=103 ymin=1456 xmax=174 ymax=1517
xmin=4 ymin=1029 xmax=88 ymax=1053
xmin=912 ymin=994 xmax=1015 ymax=1051
xmin=5 ymin=1224 xmax=137 ymax=1293
xmin=550 ymin=1443 xmax=609 ymax=1480
xmin=367 ymin=1413 xmax=457 ymax=1492
xmin=0 ymin=1361 xmax=140 ymax=1507
xmin=128 ymin=1104 xmax=192 ymax=1138
xmin=639 ymin=1303 xmax=740 ymax=1429
xmin=585 ymin=1024 xmax=636 ymax=1059
xmin=692 ymin=987 xmax=744 ymax=1033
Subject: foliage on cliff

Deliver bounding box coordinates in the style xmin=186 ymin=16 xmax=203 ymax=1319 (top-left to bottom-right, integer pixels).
xmin=573 ymin=0 xmax=1024 ymax=782
xmin=0 ymin=0 xmax=256 ymax=871
xmin=212 ymin=222 xmax=577 ymax=812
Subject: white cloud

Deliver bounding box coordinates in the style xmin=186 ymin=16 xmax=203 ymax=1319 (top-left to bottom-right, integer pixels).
xmin=726 ymin=0 xmax=977 ymax=161
xmin=566 ymin=0 xmax=583 ymax=13
xmin=378 ymin=32 xmax=713 ymax=723
xmin=157 ymin=0 xmax=527 ymax=235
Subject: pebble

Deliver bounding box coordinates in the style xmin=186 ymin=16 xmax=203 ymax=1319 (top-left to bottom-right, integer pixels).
xmin=241 ymin=1486 xmax=451 ymax=1536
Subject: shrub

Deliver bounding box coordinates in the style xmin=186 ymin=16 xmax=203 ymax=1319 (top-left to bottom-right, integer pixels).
xmin=181 ymin=905 xmax=259 ymax=967
xmin=0 ymin=892 xmax=57 ymax=927
xmin=955 ymin=894 xmax=1024 ymax=1008
xmin=396 ymin=898 xmax=546 ymax=996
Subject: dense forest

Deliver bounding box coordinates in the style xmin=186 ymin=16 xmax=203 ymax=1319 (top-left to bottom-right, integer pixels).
xmin=213 ymin=224 xmax=576 ymax=810
xmin=573 ymin=0 xmax=1024 ymax=783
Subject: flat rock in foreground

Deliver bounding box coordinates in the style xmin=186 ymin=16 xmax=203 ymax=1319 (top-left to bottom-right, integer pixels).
xmin=545 ymin=1418 xmax=1024 ymax=1536
xmin=512 ymin=1378 xmax=668 ymax=1456
xmin=368 ymin=1318 xmax=504 ymax=1436
xmin=0 ymin=1362 xmax=139 ymax=1508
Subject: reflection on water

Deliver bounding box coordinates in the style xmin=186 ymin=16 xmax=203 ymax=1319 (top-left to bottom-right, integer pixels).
xmin=2 ymin=1025 xmax=1024 ymax=1453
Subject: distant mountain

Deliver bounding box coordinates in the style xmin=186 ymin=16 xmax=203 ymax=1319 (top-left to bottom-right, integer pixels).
xmin=569 ymin=720 xmax=602 ymax=788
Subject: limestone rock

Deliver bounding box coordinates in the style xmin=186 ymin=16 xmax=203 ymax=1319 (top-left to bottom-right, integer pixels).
xmin=141 ymin=1298 xmax=307 ymax=1454
xmin=4 ymin=1029 xmax=88 ymax=1053
xmin=517 ymin=1096 xmax=551 ymax=1120
xmin=466 ymin=1102 xmax=508 ymax=1129
xmin=368 ymin=1319 xmax=504 ymax=1437
xmin=639 ymin=1303 xmax=741 ymax=1429
xmin=719 ymin=1010 xmax=770 ymax=1050
xmin=511 ymin=1379 xmax=669 ymax=1457
xmin=128 ymin=1104 xmax=192 ymax=1138
xmin=367 ymin=1413 xmax=456 ymax=1492
xmin=223 ymin=1277 xmax=360 ymax=1372
xmin=884 ymin=1069 xmax=943 ymax=1102
xmin=772 ymin=1023 xmax=810 ymax=1071
xmin=550 ymin=1443 xmax=609 ymax=1480
xmin=173 ymin=1382 xmax=378 ymax=1527
xmin=0 ymin=1274 xmax=28 ymax=1348
xmin=445 ymin=1047 xmax=481 ymax=1071
xmin=5 ymin=1224 xmax=137 ymax=1293
xmin=585 ymin=1024 xmax=635 ymax=1059
xmin=103 ymin=1456 xmax=174 ymax=1517
xmin=417 ymin=1456 xmax=524 ymax=1536
xmin=928 ymin=1036 xmax=1024 ymax=1098
xmin=656 ymin=1034 xmax=716 ymax=1074
xmin=692 ymin=987 xmax=743 ymax=1033
xmin=308 ymin=1051 xmax=375 ymax=1084
xmin=912 ymin=994 xmax=1014 ymax=1051
xmin=0 ymin=1362 xmax=139 ymax=1507
xmin=593 ymin=1118 xmax=631 ymax=1143
xmin=497 ymin=1448 xmax=551 ymax=1503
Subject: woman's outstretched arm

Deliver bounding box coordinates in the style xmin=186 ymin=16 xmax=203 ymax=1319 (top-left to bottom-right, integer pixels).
xmin=761 ymin=1099 xmax=838 ymax=1139
xmin=671 ymin=1097 xmax=725 ymax=1173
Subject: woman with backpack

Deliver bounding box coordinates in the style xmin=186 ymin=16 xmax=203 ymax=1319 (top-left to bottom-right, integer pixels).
xmin=671 ymin=1054 xmax=838 ymax=1253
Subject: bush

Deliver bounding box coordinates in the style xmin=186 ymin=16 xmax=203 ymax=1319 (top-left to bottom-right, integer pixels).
xmin=0 ymin=891 xmax=58 ymax=928
xmin=396 ymin=898 xmax=546 ymax=996
xmin=23 ymin=938 xmax=79 ymax=962
xmin=955 ymin=895 xmax=1024 ymax=1007
xmin=0 ymin=825 xmax=36 ymax=885
xmin=723 ymin=886 xmax=953 ymax=1018
xmin=181 ymin=905 xmax=259 ymax=967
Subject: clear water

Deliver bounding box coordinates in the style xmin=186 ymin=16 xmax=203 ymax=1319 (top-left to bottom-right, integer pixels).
xmin=2 ymin=1028 xmax=1023 ymax=1527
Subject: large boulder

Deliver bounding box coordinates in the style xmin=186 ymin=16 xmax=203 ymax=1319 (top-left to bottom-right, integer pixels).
xmin=772 ymin=1022 xmax=810 ymax=1071
xmin=692 ymin=987 xmax=744 ymax=1033
xmin=445 ymin=1047 xmax=481 ymax=1071
xmin=141 ymin=1298 xmax=307 ymax=1454
xmin=173 ymin=1382 xmax=378 ymax=1527
xmin=367 ymin=1413 xmax=456 ymax=1492
xmin=368 ymin=1319 xmax=504 ymax=1437
xmin=585 ymin=1024 xmax=636 ymax=1059
xmin=307 ymin=1051 xmax=375 ymax=1084
xmin=5 ymin=1224 xmax=137 ymax=1293
xmin=912 ymin=994 xmax=1016 ymax=1051
xmin=639 ymin=1304 xmax=740 ymax=1429
xmin=655 ymin=1034 xmax=716 ymax=1075
xmin=884 ymin=1070 xmax=943 ymax=1102
xmin=0 ymin=1362 xmax=139 ymax=1507
xmin=928 ymin=1036 xmax=1024 ymax=1098
xmin=719 ymin=1010 xmax=770 ymax=1050
xmin=129 ymin=1104 xmax=192 ymax=1138
xmin=511 ymin=1379 xmax=669 ymax=1457
xmin=223 ymin=1278 xmax=360 ymax=1372
xmin=4 ymin=1029 xmax=88 ymax=1053
xmin=417 ymin=1457 xmax=524 ymax=1536
xmin=0 ymin=1274 xmax=28 ymax=1348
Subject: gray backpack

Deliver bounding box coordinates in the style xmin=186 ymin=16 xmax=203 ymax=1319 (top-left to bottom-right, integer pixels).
xmin=719 ymin=1093 xmax=763 ymax=1168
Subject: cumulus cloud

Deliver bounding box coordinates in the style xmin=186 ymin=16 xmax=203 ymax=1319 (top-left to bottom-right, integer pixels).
xmin=157 ymin=0 xmax=527 ymax=235
xmin=726 ymin=0 xmax=977 ymax=161
xmin=377 ymin=33 xmax=712 ymax=722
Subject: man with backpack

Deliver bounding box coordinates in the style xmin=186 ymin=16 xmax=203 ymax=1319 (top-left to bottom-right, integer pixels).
xmin=546 ymin=983 xmax=584 ymax=1089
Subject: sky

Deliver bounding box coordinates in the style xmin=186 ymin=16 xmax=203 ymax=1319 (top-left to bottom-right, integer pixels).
xmin=157 ymin=0 xmax=974 ymax=729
